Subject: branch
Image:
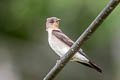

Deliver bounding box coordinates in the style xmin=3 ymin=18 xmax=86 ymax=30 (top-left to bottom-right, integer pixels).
xmin=43 ymin=0 xmax=120 ymax=80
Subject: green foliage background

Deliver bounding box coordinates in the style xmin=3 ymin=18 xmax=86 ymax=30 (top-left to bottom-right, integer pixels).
xmin=0 ymin=0 xmax=120 ymax=80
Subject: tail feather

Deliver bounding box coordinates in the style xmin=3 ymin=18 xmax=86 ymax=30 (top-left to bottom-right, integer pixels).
xmin=76 ymin=61 xmax=102 ymax=73
xmin=89 ymin=61 xmax=102 ymax=73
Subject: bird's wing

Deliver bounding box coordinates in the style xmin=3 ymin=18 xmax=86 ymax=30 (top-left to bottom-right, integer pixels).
xmin=52 ymin=30 xmax=102 ymax=73
xmin=52 ymin=30 xmax=86 ymax=56
xmin=52 ymin=30 xmax=74 ymax=47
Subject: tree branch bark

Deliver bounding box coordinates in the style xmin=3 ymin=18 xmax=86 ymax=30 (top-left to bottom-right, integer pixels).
xmin=43 ymin=0 xmax=120 ymax=80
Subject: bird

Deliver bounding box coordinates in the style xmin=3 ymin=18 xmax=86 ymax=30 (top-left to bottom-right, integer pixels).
xmin=46 ymin=17 xmax=102 ymax=73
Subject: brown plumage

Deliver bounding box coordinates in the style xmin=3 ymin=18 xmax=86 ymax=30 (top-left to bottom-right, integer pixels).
xmin=52 ymin=30 xmax=102 ymax=73
xmin=46 ymin=17 xmax=102 ymax=73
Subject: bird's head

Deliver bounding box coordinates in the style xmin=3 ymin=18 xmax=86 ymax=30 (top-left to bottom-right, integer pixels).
xmin=46 ymin=17 xmax=61 ymax=31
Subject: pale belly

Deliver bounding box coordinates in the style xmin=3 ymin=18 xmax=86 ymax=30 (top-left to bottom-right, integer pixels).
xmin=48 ymin=34 xmax=89 ymax=62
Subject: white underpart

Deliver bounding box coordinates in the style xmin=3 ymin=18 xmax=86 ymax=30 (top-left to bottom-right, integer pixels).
xmin=48 ymin=29 xmax=89 ymax=63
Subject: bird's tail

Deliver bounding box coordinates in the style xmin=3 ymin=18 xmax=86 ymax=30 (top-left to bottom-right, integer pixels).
xmin=76 ymin=60 xmax=102 ymax=73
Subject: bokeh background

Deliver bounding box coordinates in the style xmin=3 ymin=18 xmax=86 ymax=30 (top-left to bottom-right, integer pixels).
xmin=0 ymin=0 xmax=120 ymax=80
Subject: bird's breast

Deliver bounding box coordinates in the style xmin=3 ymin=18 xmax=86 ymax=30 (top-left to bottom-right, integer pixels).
xmin=48 ymin=33 xmax=70 ymax=57
xmin=48 ymin=31 xmax=89 ymax=62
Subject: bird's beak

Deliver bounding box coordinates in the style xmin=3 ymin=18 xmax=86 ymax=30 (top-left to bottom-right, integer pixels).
xmin=56 ymin=18 xmax=61 ymax=22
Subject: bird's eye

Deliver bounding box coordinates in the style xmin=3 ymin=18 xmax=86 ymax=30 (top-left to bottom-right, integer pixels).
xmin=49 ymin=19 xmax=54 ymax=23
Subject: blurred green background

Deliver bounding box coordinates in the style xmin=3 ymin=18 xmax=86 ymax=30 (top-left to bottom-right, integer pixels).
xmin=0 ymin=0 xmax=120 ymax=80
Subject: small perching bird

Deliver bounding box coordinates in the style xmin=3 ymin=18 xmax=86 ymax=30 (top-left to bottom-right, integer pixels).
xmin=46 ymin=17 xmax=102 ymax=73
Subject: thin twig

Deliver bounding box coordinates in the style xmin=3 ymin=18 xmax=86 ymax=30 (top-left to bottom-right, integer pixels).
xmin=43 ymin=0 xmax=120 ymax=80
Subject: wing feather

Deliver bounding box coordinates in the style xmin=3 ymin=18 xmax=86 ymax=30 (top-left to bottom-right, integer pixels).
xmin=52 ymin=30 xmax=87 ymax=56
xmin=52 ymin=30 xmax=102 ymax=73
xmin=52 ymin=30 xmax=73 ymax=47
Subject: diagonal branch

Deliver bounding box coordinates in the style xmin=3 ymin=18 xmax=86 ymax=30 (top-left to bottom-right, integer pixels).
xmin=43 ymin=0 xmax=120 ymax=80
